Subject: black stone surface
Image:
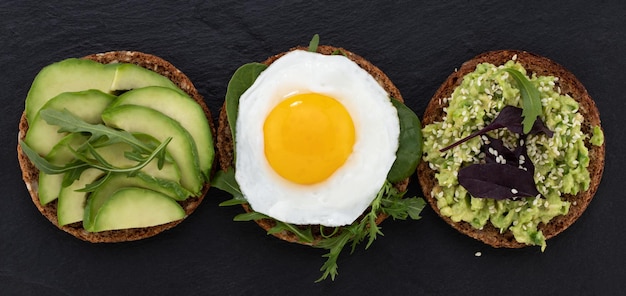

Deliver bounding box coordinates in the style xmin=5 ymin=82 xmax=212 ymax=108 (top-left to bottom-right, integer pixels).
xmin=1 ymin=1 xmax=624 ymax=295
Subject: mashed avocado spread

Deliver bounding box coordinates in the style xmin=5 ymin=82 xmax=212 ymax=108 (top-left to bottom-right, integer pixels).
xmin=422 ymin=59 xmax=603 ymax=250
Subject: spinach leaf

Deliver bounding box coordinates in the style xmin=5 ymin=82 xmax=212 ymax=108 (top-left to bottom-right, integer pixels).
xmin=213 ymin=168 xmax=247 ymax=206
xmin=387 ymin=98 xmax=423 ymax=183
xmin=224 ymin=63 xmax=267 ymax=158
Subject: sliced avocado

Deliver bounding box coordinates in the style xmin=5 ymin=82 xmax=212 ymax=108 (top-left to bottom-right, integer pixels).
xmin=111 ymin=86 xmax=214 ymax=180
xmin=25 ymin=58 xmax=117 ymax=123
xmin=57 ymin=168 xmax=104 ymax=226
xmin=83 ymin=173 xmax=190 ymax=231
xmin=25 ymin=58 xmax=185 ymax=124
xmin=38 ymin=133 xmax=88 ymax=205
xmin=90 ymin=187 xmax=185 ymax=232
xmin=24 ymin=90 xmax=116 ymax=156
xmin=101 ymin=105 xmax=203 ymax=194
xmin=110 ymin=63 xmax=183 ymax=94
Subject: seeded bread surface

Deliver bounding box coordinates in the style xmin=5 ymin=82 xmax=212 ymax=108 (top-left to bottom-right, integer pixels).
xmin=216 ymin=45 xmax=408 ymax=245
xmin=17 ymin=51 xmax=214 ymax=243
xmin=417 ymin=50 xmax=605 ymax=248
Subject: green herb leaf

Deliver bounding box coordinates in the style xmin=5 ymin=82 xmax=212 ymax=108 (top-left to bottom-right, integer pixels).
xmin=20 ymin=141 xmax=89 ymax=175
xmin=39 ymin=108 xmax=153 ymax=153
xmin=314 ymin=230 xmax=351 ymax=282
xmin=313 ymin=180 xmax=424 ymax=282
xmin=308 ymin=34 xmax=320 ymax=52
xmin=269 ymin=221 xmax=314 ymax=244
xmin=498 ymin=68 xmax=542 ymax=134
xmin=76 ymin=172 xmax=111 ymax=193
xmin=69 ymin=137 xmax=172 ymax=174
xmin=134 ymin=171 xmax=192 ymax=201
xmin=212 ymin=161 xmax=426 ymax=282
xmin=61 ymin=164 xmax=89 ymax=187
xmin=233 ymin=211 xmax=268 ymax=221
xmin=387 ymin=98 xmax=423 ymax=183
xmin=213 ymin=169 xmax=248 ymax=206
xmin=225 ymin=63 xmax=268 ymax=158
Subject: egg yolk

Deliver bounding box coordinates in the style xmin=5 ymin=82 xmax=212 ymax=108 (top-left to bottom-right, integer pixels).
xmin=263 ymin=93 xmax=355 ymax=185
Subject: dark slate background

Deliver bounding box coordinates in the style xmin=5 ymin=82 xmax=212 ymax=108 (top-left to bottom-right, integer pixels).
xmin=1 ymin=1 xmax=624 ymax=295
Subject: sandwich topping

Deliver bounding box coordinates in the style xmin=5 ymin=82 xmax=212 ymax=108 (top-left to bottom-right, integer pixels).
xmin=422 ymin=59 xmax=604 ymax=249
xmin=214 ymin=35 xmax=425 ymax=281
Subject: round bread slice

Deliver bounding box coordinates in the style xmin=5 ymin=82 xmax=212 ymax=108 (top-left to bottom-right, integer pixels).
xmin=17 ymin=51 xmax=215 ymax=243
xmin=216 ymin=45 xmax=409 ymax=245
xmin=417 ymin=50 xmax=605 ymax=248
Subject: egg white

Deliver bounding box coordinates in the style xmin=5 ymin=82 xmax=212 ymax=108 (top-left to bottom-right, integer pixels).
xmin=235 ymin=50 xmax=399 ymax=227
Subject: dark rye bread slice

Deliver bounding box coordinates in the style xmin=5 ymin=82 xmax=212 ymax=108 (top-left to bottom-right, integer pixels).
xmin=17 ymin=51 xmax=215 ymax=243
xmin=216 ymin=45 xmax=408 ymax=245
xmin=417 ymin=50 xmax=605 ymax=248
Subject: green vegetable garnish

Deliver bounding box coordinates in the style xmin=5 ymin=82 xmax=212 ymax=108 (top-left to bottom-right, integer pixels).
xmin=20 ymin=108 xmax=172 ymax=191
xmin=212 ymin=171 xmax=425 ymax=282
xmin=214 ymin=35 xmax=425 ymax=282
xmin=498 ymin=68 xmax=542 ymax=134
xmin=308 ymin=34 xmax=320 ymax=52
xmin=225 ymin=63 xmax=268 ymax=156
xmin=387 ymin=98 xmax=423 ymax=183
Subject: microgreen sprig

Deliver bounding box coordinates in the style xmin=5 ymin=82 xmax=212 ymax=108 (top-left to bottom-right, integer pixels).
xmin=20 ymin=108 xmax=172 ymax=191
xmin=212 ymin=170 xmax=425 ymax=282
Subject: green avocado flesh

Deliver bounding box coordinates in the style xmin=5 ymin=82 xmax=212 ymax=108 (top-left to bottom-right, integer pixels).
xmin=421 ymin=60 xmax=601 ymax=249
xmin=25 ymin=58 xmax=183 ymax=124
xmin=24 ymin=90 xmax=115 ymax=156
xmin=111 ymin=86 xmax=214 ymax=180
xmin=23 ymin=57 xmax=211 ymax=233
xmin=89 ymin=187 xmax=185 ymax=232
xmin=101 ymin=105 xmax=203 ymax=195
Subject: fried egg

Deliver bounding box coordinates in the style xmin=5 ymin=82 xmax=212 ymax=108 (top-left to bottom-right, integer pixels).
xmin=235 ymin=50 xmax=399 ymax=226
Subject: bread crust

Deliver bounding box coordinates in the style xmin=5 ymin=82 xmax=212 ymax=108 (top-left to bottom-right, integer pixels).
xmin=417 ymin=50 xmax=605 ymax=248
xmin=17 ymin=51 xmax=214 ymax=242
xmin=216 ymin=45 xmax=408 ymax=245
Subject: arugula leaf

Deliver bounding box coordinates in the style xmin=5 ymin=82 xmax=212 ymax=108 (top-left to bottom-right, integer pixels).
xmin=69 ymin=137 xmax=172 ymax=174
xmin=39 ymin=109 xmax=154 ymax=153
xmin=225 ymin=63 xmax=268 ymax=157
xmin=498 ymin=68 xmax=542 ymax=134
xmin=20 ymin=141 xmax=89 ymax=174
xmin=308 ymin=34 xmax=320 ymax=52
xmin=268 ymin=221 xmax=314 ymax=244
xmin=20 ymin=110 xmax=172 ymax=193
xmin=387 ymin=98 xmax=423 ymax=183
xmin=234 ymin=211 xmax=268 ymax=221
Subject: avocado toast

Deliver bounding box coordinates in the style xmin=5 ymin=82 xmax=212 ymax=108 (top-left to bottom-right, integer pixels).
xmin=417 ymin=50 xmax=605 ymax=249
xmin=17 ymin=51 xmax=215 ymax=242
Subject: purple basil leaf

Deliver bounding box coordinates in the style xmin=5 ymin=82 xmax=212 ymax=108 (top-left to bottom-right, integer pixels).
xmin=481 ymin=135 xmax=518 ymax=165
xmin=440 ymin=106 xmax=552 ymax=152
xmin=458 ymin=163 xmax=540 ymax=200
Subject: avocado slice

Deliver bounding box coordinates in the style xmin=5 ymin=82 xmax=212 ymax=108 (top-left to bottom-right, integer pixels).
xmin=25 ymin=58 xmax=184 ymax=124
xmin=101 ymin=105 xmax=203 ymax=194
xmin=90 ymin=187 xmax=185 ymax=232
xmin=24 ymin=89 xmax=116 ymax=156
xmin=57 ymin=168 xmax=104 ymax=226
xmin=83 ymin=173 xmax=190 ymax=231
xmin=38 ymin=133 xmax=88 ymax=205
xmin=111 ymin=86 xmax=214 ymax=180
xmin=25 ymin=59 xmax=117 ymax=123
xmin=111 ymin=63 xmax=184 ymax=95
